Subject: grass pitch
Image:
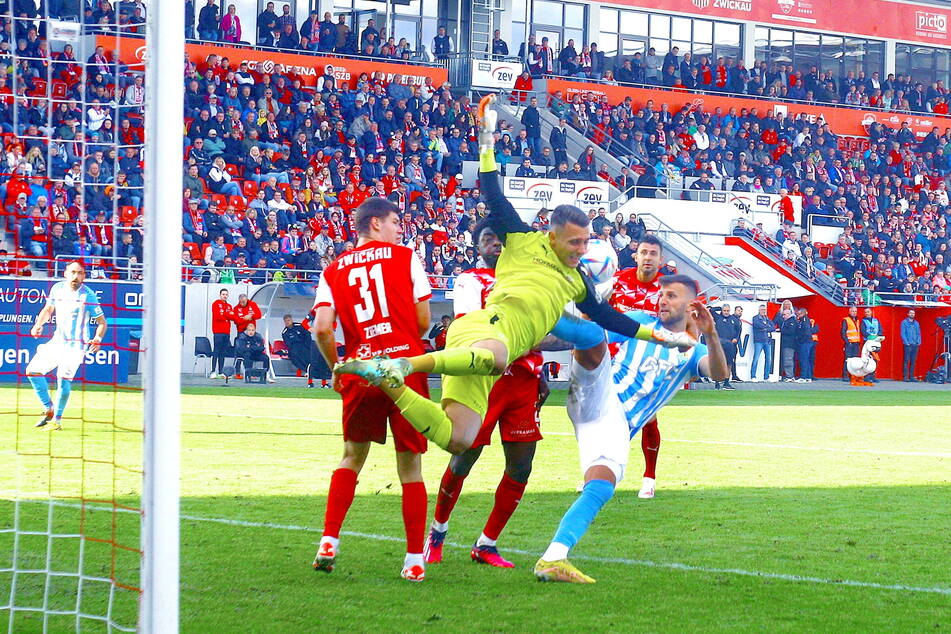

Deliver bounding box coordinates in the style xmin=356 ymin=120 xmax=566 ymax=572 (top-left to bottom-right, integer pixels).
xmin=2 ymin=386 xmax=950 ymax=632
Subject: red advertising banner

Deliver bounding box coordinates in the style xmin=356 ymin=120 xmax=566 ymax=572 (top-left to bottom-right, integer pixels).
xmin=547 ymin=78 xmax=951 ymax=140
xmin=97 ymin=36 xmax=449 ymax=88
xmin=610 ymin=0 xmax=951 ymax=46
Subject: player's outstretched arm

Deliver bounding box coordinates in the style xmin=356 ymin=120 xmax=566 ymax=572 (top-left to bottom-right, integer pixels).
xmin=576 ymin=279 xmax=695 ymax=349
xmin=477 ymin=94 xmax=531 ymax=244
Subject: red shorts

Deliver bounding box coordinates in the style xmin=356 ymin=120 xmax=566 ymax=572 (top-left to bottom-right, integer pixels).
xmin=471 ymin=372 xmax=543 ymax=448
xmin=339 ymin=372 xmax=429 ymax=454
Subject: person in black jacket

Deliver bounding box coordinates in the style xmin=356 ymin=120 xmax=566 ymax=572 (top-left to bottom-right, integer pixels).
xmin=773 ymin=300 xmax=799 ymax=381
xmin=713 ymin=304 xmax=738 ymax=389
xmin=234 ymin=323 xmax=270 ymax=378
xmin=197 ymin=0 xmax=220 ymax=41
xmin=521 ymin=97 xmax=542 ymax=158
xmin=796 ymin=307 xmax=818 ymax=382
xmin=549 ymin=118 xmax=569 ymax=167
xmin=279 ymin=314 xmax=329 ymax=387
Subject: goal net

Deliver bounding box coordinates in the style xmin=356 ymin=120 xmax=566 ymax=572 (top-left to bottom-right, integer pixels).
xmin=0 ymin=2 xmax=182 ymax=631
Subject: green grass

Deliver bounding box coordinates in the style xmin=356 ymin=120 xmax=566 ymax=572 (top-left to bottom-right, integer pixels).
xmin=2 ymin=386 xmax=950 ymax=632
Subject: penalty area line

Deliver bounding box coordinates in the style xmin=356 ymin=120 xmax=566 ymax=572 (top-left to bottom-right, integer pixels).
xmin=175 ymin=511 xmax=951 ymax=596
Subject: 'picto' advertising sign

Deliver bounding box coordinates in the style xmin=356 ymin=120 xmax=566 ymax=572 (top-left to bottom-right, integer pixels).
xmin=0 ymin=280 xmax=138 ymax=383
xmin=471 ymin=60 xmax=521 ymax=89
xmin=503 ymin=177 xmax=610 ymax=212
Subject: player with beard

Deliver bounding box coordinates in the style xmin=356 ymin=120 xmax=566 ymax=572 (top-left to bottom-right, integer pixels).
xmin=424 ymin=221 xmax=547 ymax=568
xmin=535 ymin=275 xmax=728 ymax=583
xmin=609 ymin=234 xmax=665 ymax=499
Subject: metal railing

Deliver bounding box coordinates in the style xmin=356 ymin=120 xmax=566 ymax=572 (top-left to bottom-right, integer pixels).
xmin=840 ymin=286 xmax=951 ymax=307
xmin=637 ymin=213 xmax=779 ymax=299
xmin=538 ymin=66 xmax=951 ymax=122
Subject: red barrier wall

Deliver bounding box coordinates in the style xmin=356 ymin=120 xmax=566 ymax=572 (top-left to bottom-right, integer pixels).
xmin=789 ymin=295 xmax=951 ymax=380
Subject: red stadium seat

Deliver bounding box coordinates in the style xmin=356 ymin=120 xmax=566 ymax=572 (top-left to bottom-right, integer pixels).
xmin=51 ymin=81 xmax=67 ymax=99
xmin=270 ymin=340 xmax=288 ymax=359
xmin=228 ymin=195 xmax=246 ymax=210
xmin=211 ymin=194 xmax=227 ymax=209
xmin=225 ymin=163 xmax=240 ymax=177
xmin=242 ymin=180 xmax=259 ymax=198
xmin=119 ymin=206 xmax=138 ymax=226
xmin=28 ymin=79 xmax=47 ymax=97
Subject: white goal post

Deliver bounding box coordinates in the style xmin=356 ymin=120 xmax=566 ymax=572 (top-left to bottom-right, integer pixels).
xmin=140 ymin=2 xmax=184 ymax=633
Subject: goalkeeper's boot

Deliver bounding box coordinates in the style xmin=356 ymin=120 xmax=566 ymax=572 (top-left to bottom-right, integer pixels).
xmin=35 ymin=407 xmax=54 ymax=429
xmin=400 ymin=563 xmax=426 ymax=582
xmin=649 ymin=326 xmax=697 ymax=350
xmin=424 ymin=527 xmax=447 ymax=564
xmin=312 ymin=541 xmax=336 ymax=573
xmin=477 ymin=94 xmax=498 ymax=151
xmin=335 ymin=355 xmax=412 ymax=388
xmin=534 ymin=557 xmax=596 ymax=584
xmin=471 ymin=544 xmax=514 ymax=568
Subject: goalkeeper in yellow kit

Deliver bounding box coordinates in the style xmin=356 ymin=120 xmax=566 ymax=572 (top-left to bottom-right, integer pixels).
xmin=335 ymin=94 xmax=694 ymax=454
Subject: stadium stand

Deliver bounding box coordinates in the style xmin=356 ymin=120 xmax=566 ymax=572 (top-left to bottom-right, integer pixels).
xmin=0 ymin=3 xmax=949 ymax=307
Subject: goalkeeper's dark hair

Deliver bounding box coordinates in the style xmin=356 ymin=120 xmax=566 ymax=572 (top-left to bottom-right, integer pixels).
xmin=637 ymin=233 xmax=664 ymax=253
xmin=659 ymin=274 xmax=699 ymax=298
xmin=354 ymin=198 xmax=399 ymax=236
xmin=550 ymin=204 xmax=589 ymax=229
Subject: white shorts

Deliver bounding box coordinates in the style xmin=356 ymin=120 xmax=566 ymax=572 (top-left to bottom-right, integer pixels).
xmin=26 ymin=341 xmax=87 ymax=380
xmin=566 ymin=354 xmax=630 ymax=483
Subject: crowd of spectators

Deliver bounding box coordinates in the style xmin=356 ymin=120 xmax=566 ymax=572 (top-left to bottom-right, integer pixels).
xmin=1 ymin=7 xmax=951 ymax=305
xmin=519 ymin=35 xmax=951 ymax=116
xmin=186 ymin=0 xmax=451 ymax=63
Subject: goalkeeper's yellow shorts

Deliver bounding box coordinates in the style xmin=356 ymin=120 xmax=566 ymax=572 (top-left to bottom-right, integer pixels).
xmin=440 ymin=305 xmax=512 ymax=417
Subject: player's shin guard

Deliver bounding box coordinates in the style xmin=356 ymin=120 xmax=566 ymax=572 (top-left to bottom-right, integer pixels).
xmin=547 ymin=479 xmax=615 ymax=557
xmin=28 ymin=375 xmax=52 ymax=409
xmin=401 ymin=481 xmax=427 ymax=555
xmin=482 ymin=473 xmax=527 ymax=541
xmin=429 ymin=347 xmax=498 ymax=376
xmin=433 ymin=468 xmax=467 ymax=525
xmin=641 ymin=420 xmax=660 ymax=479
xmin=394 ymin=388 xmax=454 ymax=451
xmin=323 ymin=468 xmax=358 ymax=539
xmin=55 ymin=377 xmax=72 ymax=420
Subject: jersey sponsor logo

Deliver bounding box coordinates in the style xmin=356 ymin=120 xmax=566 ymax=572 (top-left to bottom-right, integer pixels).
xmin=337 ymin=246 xmax=392 ymax=268
xmin=363 ymin=321 xmax=393 ymax=339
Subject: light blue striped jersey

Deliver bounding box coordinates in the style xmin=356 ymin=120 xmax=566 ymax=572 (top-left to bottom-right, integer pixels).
xmin=46 ymin=282 xmax=104 ymax=348
xmin=608 ymin=311 xmax=708 ymax=438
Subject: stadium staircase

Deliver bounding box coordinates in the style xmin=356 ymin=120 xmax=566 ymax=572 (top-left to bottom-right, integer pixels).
xmin=635 ymin=213 xmax=778 ymax=303
xmin=725 ymin=235 xmax=847 ymax=306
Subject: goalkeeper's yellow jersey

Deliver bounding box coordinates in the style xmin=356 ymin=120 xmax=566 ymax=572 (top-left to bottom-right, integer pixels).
xmin=485 ymin=230 xmax=587 ymax=358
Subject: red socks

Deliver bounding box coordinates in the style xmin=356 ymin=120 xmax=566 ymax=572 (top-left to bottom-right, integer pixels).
xmin=482 ymin=473 xmax=527 ymax=541
xmin=433 ymin=468 xmax=467 ymax=524
xmin=323 ymin=468 xmax=358 ymax=538
xmin=401 ymin=481 xmax=427 ymax=554
xmin=641 ymin=420 xmax=661 ymax=479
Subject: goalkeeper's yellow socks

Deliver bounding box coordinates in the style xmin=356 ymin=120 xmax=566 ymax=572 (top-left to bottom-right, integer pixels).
xmin=428 ymin=347 xmax=498 ymax=376
xmin=394 ymin=388 xmax=453 ymax=452
xmin=479 ymin=146 xmax=497 ymax=172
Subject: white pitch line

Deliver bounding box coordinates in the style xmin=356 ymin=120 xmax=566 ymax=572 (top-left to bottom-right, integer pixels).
xmin=178 ymin=512 xmax=951 ymax=596
xmin=12 ymin=499 xmax=950 ymax=596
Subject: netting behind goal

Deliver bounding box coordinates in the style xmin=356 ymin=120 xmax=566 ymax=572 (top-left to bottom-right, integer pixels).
xmin=0 ymin=4 xmax=156 ymax=631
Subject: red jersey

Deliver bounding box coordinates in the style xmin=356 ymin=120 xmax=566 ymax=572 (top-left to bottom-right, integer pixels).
xmin=211 ymin=299 xmax=234 ymax=334
xmin=233 ymin=300 xmax=262 ymax=332
xmin=610 ymin=267 xmax=662 ymax=314
xmin=314 ymin=241 xmax=432 ymax=360
xmin=453 ymin=268 xmax=543 ymax=378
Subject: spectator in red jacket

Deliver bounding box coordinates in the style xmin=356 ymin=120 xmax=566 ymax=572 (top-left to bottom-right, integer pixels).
xmin=210 ymin=288 xmax=234 ymax=379
xmin=232 ymin=293 xmax=262 ymax=333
